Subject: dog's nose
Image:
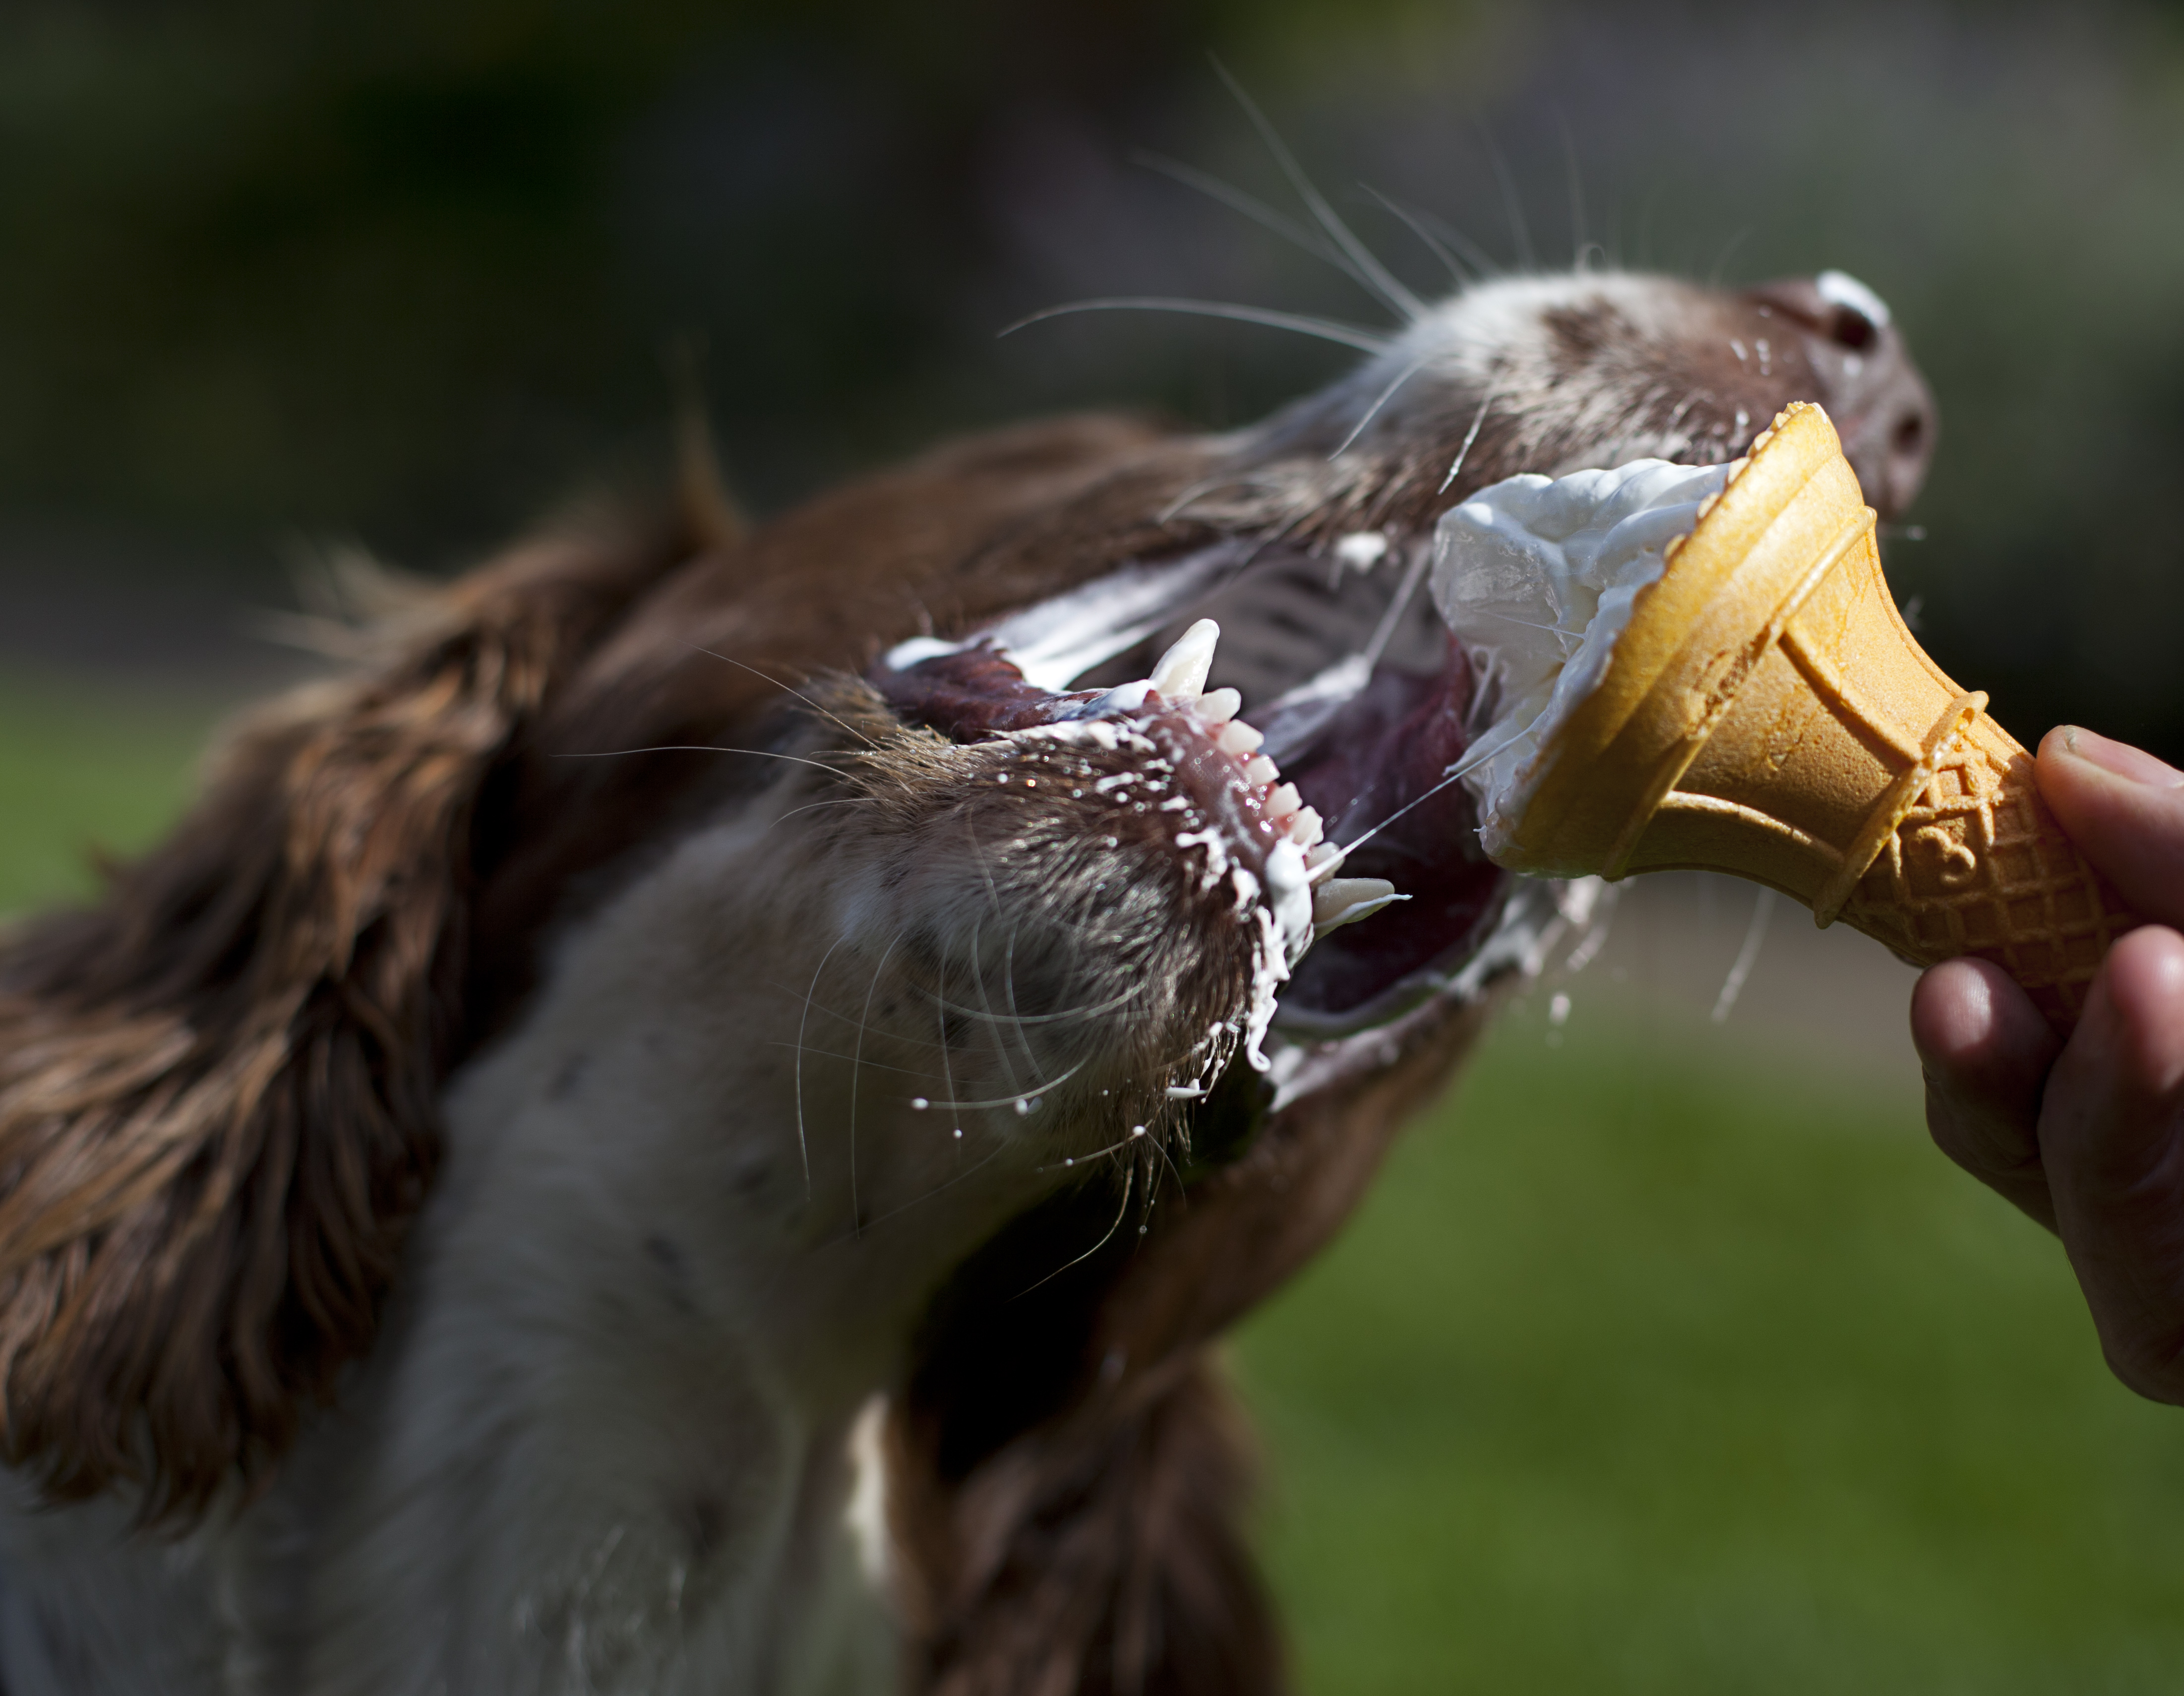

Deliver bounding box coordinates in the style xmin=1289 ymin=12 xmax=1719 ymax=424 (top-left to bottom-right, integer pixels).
xmin=1744 ymin=272 xmax=1938 ymax=519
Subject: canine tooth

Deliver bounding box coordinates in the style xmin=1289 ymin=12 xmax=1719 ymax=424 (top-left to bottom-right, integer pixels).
xmin=1243 ymin=755 xmax=1279 ymax=786
xmin=1287 ymin=806 xmax=1324 ymax=846
xmin=1196 ymin=686 xmax=1241 ymax=724
xmin=1268 ymin=782 xmax=1301 ymax=819
xmin=1150 ymin=618 xmax=1219 ymax=701
xmin=1305 ymin=841 xmax=1344 ymax=881
xmin=1312 ymin=876 xmax=1402 ymax=932
xmin=1216 ymin=720 xmax=1264 ymax=757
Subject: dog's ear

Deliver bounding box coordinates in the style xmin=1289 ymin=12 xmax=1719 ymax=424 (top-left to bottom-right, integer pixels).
xmin=0 ymin=511 xmax=689 ymax=1517
xmin=897 ymin=1362 xmax=1281 ymax=1696
xmin=893 ymin=996 xmax=1497 ymax=1695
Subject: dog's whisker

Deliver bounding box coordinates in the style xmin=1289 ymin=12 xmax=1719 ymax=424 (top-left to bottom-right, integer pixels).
xmin=1556 ymin=110 xmax=1589 ymax=272
xmin=1438 ymin=382 xmax=1500 ymax=494
xmin=918 ymin=981 xmax=1152 ymax=1028
xmin=760 ymin=1041 xmax=945 ymax=1081
xmin=828 ymin=1135 xmax=1015 ymax=1242
xmin=763 ymin=796 xmax=865 ymax=831
xmin=1328 ymin=357 xmax=1429 ymax=462
xmin=1479 ymin=123 xmax=1536 ymax=272
xmin=1036 ymin=1122 xmax=1153 ymax=1172
xmin=1015 ymin=1165 xmax=1135 ymax=1299
xmin=961 ymin=914 xmax=1022 ymax=1101
xmin=904 ymin=1057 xmax=1091 ymax=1115
xmin=1358 ymin=184 xmax=1477 ymax=286
xmin=688 ymin=646 xmax=881 ymax=749
xmin=1001 ymin=297 xmax=1393 ymax=355
xmin=791 ymin=937 xmax=847 ymax=1198
xmin=1131 ymin=150 xmax=1364 ymax=287
xmin=558 ymin=744 xmax=842 ymax=773
xmin=1212 ymin=59 xmax=1425 ymax=324
xmin=847 ymin=931 xmax=904 ymax=1234
xmin=1336 ymin=722 xmax=1530 ymax=861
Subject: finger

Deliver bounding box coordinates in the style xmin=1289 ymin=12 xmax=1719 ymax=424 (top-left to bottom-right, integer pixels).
xmin=2036 ymin=727 xmax=2184 ymax=928
xmin=1910 ymin=955 xmax=2060 ymax=1230
xmin=2042 ymin=925 xmax=2184 ymax=1401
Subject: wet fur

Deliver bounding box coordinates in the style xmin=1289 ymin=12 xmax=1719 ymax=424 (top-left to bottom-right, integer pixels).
xmin=0 ymin=268 xmax=1931 ymax=1693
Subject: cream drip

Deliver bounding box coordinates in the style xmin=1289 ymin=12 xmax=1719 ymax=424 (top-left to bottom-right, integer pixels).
xmin=1430 ymin=457 xmax=1734 ymax=859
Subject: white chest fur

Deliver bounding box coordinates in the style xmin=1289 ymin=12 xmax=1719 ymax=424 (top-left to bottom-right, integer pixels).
xmin=0 ymin=801 xmax=1070 ymax=1695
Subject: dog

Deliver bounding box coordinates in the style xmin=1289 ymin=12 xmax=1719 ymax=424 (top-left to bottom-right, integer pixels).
xmin=0 ymin=264 xmax=1933 ymax=1694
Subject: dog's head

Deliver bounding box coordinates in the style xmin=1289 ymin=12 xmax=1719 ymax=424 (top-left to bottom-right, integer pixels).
xmin=0 ymin=266 xmax=1931 ymax=1672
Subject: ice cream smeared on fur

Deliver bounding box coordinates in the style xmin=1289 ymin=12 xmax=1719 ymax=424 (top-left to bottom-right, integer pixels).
xmin=1431 ymin=458 xmax=1734 ymax=858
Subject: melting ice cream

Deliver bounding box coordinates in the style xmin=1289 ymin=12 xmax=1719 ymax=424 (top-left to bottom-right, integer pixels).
xmin=1430 ymin=457 xmax=1736 ymax=859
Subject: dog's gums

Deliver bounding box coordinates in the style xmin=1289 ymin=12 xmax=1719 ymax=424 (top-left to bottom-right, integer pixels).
xmin=0 ymin=265 xmax=1937 ymax=1695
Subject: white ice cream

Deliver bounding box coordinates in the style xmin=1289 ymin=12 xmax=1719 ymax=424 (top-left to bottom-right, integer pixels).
xmin=1431 ymin=457 xmax=1735 ymax=858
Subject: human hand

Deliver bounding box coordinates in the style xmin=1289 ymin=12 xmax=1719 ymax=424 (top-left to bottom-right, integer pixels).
xmin=1911 ymin=726 xmax=2184 ymax=1401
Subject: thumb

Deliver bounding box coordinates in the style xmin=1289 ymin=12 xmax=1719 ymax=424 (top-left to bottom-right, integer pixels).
xmin=2036 ymin=727 xmax=2184 ymax=930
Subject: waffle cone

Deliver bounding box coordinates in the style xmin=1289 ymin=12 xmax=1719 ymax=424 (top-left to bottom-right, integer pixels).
xmin=1495 ymin=401 xmax=2137 ymax=1029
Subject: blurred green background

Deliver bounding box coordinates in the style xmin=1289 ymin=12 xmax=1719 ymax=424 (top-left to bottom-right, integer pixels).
xmin=4 ymin=0 xmax=2184 ymax=1687
xmin=1237 ymin=1002 xmax=2184 ymax=1693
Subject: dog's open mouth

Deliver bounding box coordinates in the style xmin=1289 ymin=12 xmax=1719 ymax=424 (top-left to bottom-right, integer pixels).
xmin=873 ymin=525 xmax=1520 ymax=1065
xmin=852 ymin=266 xmax=1939 ymax=1096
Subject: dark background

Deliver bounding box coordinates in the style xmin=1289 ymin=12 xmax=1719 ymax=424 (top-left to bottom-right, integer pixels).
xmin=3 ymin=0 xmax=2183 ymax=756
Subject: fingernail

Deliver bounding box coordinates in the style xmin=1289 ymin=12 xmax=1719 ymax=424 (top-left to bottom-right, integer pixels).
xmin=2055 ymin=726 xmax=2184 ymax=788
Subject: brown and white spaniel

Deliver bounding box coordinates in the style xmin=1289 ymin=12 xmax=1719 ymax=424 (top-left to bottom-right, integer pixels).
xmin=0 ymin=266 xmax=1932 ymax=1694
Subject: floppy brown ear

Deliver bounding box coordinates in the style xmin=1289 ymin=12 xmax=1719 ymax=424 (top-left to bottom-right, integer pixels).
xmin=0 ymin=510 xmax=690 ymax=1517
xmin=896 ymin=1360 xmax=1281 ymax=1696
xmin=893 ymin=994 xmax=1499 ymax=1695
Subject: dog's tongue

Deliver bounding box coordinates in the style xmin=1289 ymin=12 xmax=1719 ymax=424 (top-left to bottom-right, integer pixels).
xmin=1270 ymin=643 xmax=1511 ymax=1029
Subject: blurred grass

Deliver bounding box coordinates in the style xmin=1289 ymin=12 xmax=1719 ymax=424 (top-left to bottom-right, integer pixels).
xmin=0 ymin=671 xmax=210 ymax=916
xmin=1235 ymin=1011 xmax=2184 ymax=1693
xmin=4 ymin=674 xmax=2181 ymax=1689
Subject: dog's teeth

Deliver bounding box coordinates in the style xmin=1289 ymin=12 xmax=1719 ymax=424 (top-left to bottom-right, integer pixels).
xmin=1195 ymin=686 xmax=1241 ymax=725
xmin=1217 ymin=720 xmax=1264 ymax=757
xmin=1268 ymin=782 xmax=1301 ymax=819
xmin=1243 ymin=755 xmax=1279 ymax=786
xmin=1287 ymin=805 xmax=1324 ymax=846
xmin=1311 ymin=876 xmax=1401 ymax=932
xmin=1150 ymin=618 xmax=1220 ymax=701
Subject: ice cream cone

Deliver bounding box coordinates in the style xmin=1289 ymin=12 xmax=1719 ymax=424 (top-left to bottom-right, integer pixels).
xmin=1493 ymin=400 xmax=2137 ymax=1030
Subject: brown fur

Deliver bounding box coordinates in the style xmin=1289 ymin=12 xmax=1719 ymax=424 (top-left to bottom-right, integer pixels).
xmin=0 ymin=511 xmax=695 ymax=1514
xmin=0 ymin=414 xmax=1263 ymax=1549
